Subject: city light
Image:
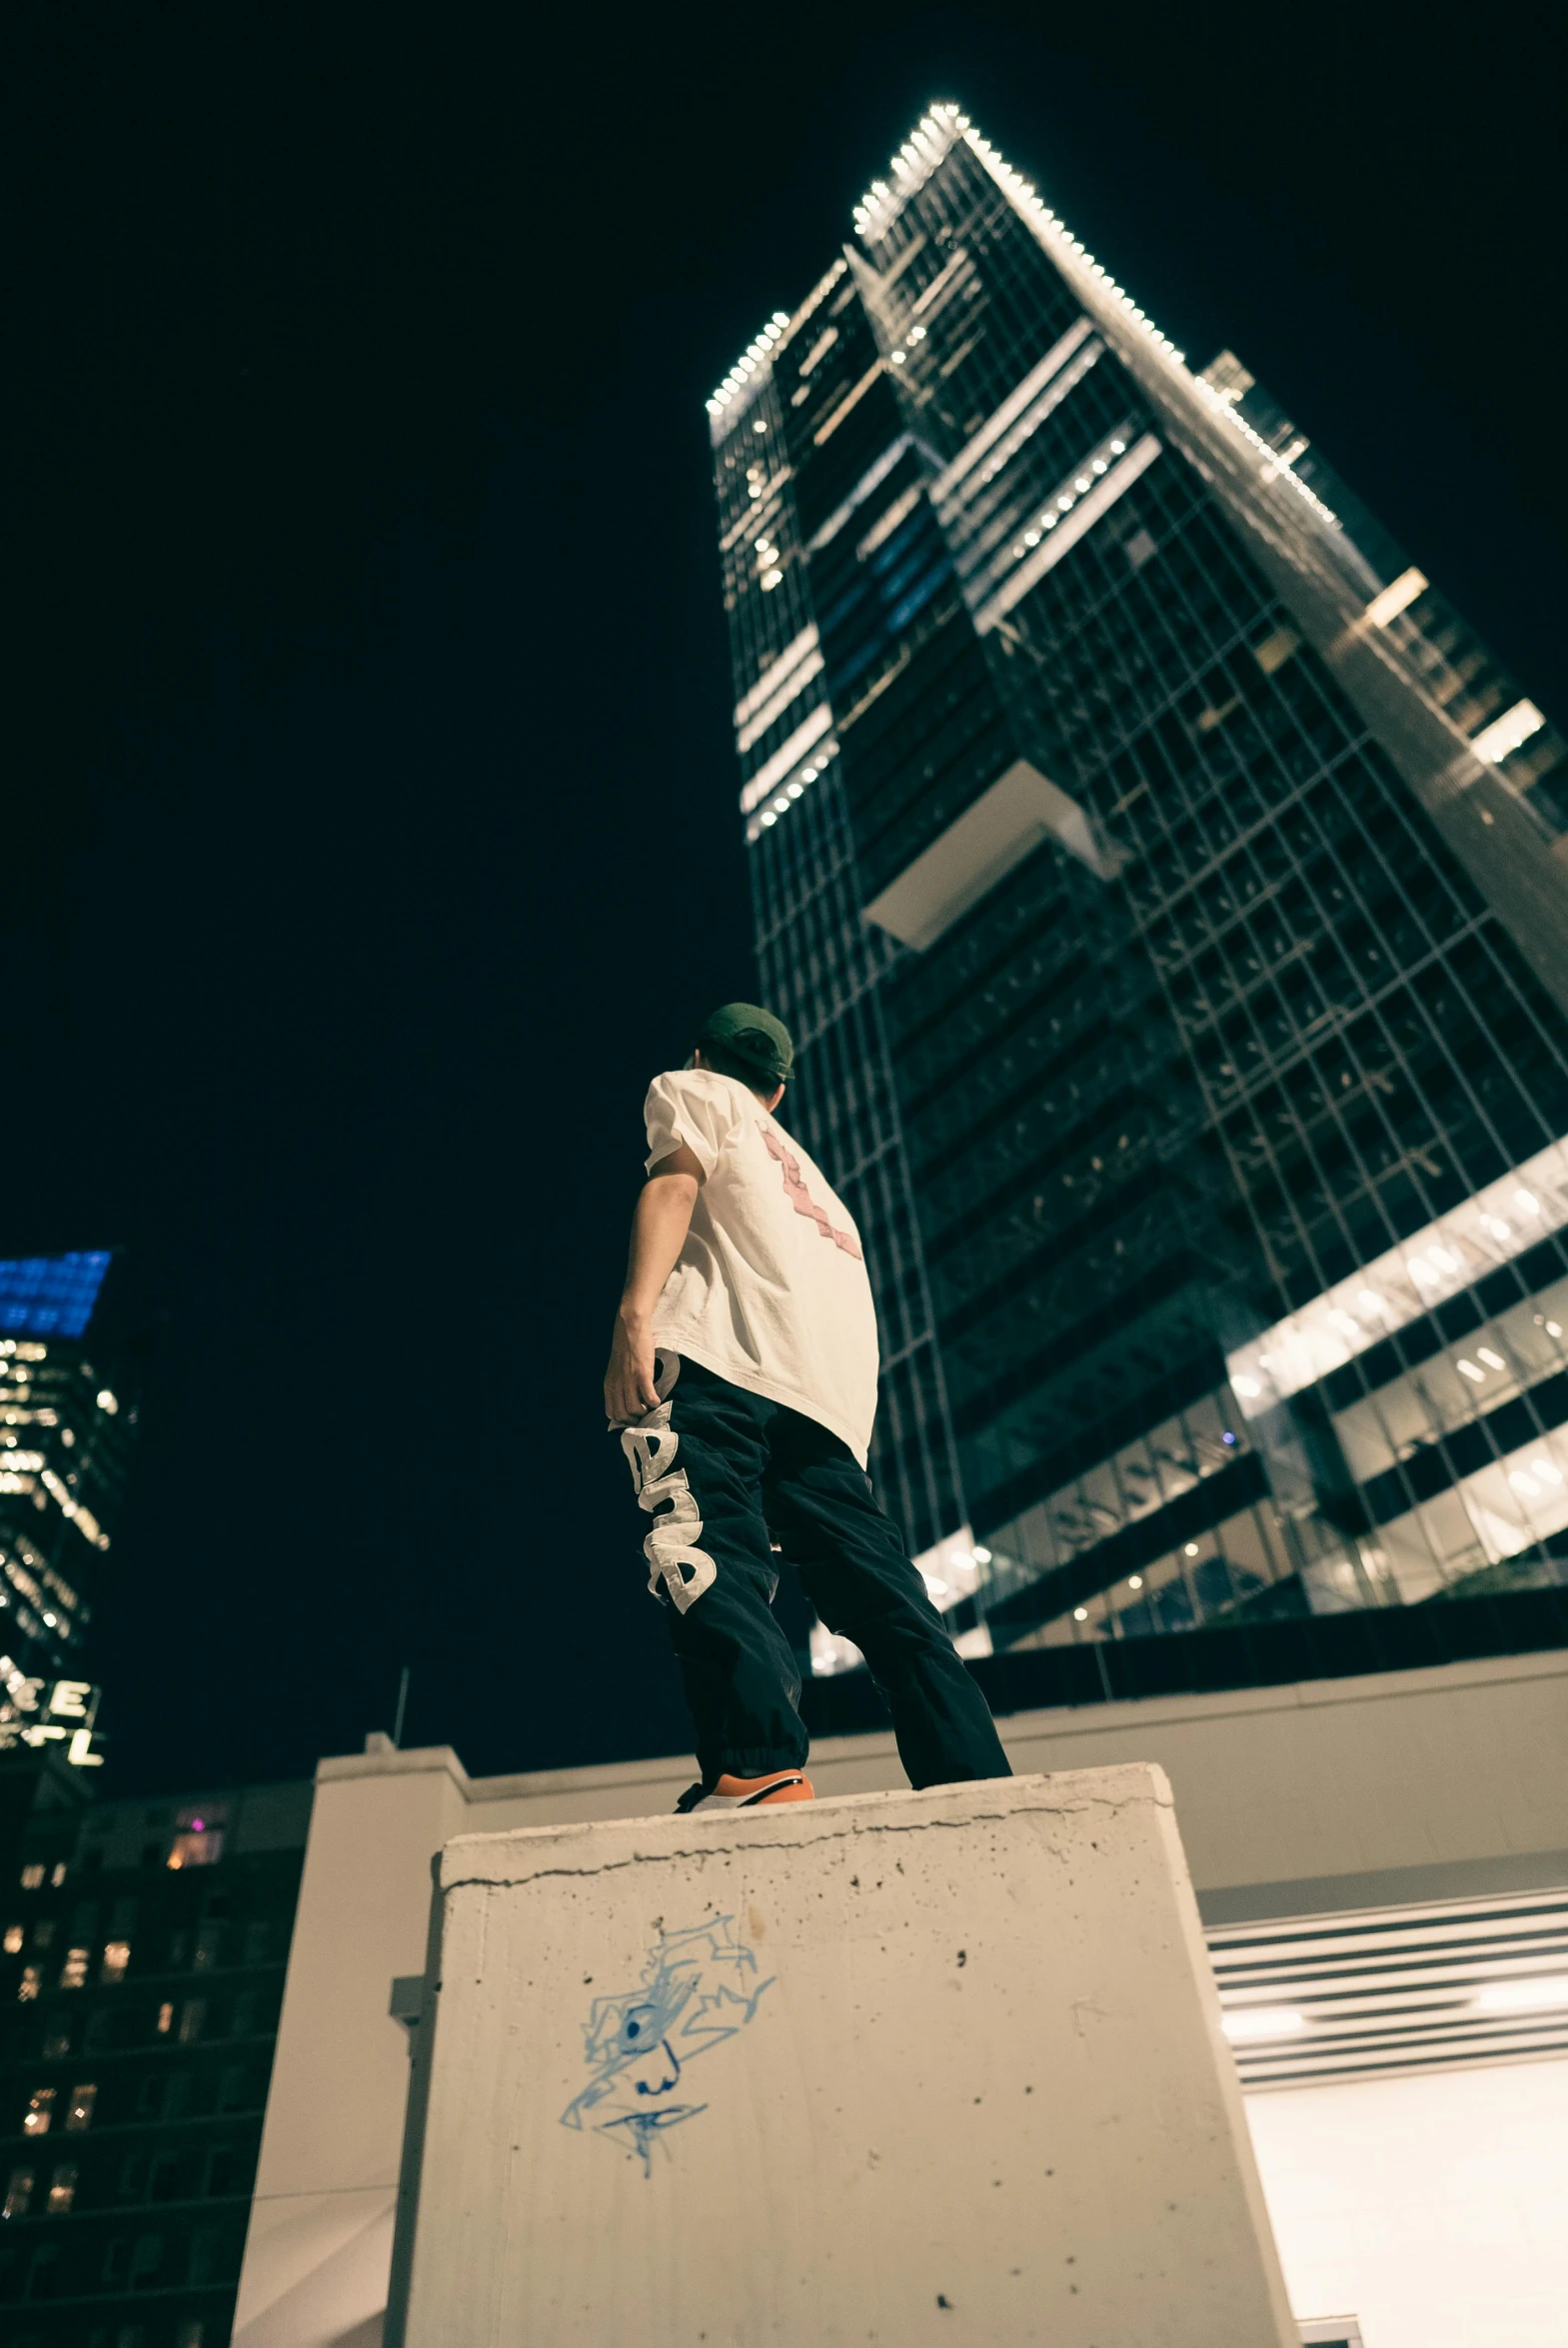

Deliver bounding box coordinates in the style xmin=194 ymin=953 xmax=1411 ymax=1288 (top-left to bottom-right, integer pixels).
xmin=1474 ymin=1975 xmax=1568 ymax=2013
xmin=1365 ymin=567 xmax=1429 ymax=626
xmin=1221 ymin=2007 xmax=1305 ymax=2042
xmin=1471 ymin=699 xmax=1546 ymax=765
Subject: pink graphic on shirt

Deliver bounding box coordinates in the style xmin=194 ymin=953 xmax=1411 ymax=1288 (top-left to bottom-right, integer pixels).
xmin=761 ymin=1128 xmax=863 ymax=1258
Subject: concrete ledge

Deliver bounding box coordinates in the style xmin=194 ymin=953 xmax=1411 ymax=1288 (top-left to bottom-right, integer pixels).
xmin=392 ymin=1768 xmax=1296 ymax=2346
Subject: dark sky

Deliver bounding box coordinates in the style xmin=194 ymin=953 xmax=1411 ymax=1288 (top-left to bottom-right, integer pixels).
xmin=9 ymin=5 xmax=1564 ymax=1796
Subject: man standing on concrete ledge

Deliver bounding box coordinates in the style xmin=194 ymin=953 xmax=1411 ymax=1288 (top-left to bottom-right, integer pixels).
xmin=605 ymin=1001 xmax=1011 ymax=1814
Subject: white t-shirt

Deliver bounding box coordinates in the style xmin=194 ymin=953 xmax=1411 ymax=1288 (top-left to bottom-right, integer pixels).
xmin=644 ymin=1068 xmax=879 ymax=1464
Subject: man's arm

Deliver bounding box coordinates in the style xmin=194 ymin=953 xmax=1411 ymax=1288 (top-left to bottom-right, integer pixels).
xmin=604 ymin=1143 xmax=704 ymax=1423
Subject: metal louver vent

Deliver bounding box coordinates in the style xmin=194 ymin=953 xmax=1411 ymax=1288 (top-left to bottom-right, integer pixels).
xmin=1209 ymin=1885 xmax=1568 ymax=2089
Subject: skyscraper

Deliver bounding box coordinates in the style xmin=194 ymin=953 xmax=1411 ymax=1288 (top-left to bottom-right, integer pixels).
xmin=1 ymin=1252 xmax=128 ymax=1759
xmin=709 ymin=106 xmax=1568 ymax=1667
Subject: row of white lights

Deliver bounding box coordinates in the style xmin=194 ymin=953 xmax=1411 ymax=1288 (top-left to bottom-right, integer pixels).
xmin=852 ymin=105 xmax=1340 ymax=534
xmin=1224 ymin=1974 xmax=1568 ymax=2043
xmin=708 ymin=311 xmax=792 ymax=418
xmin=744 ymin=740 xmax=839 ymax=844
xmin=851 ymin=107 xmax=964 ymax=237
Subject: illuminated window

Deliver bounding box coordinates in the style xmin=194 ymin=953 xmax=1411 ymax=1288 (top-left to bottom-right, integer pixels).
xmin=168 ymin=1806 xmax=227 ymax=1870
xmin=64 ymin=2083 xmax=95 ymax=2132
xmin=177 ymin=2321 xmax=206 ymax=2348
xmin=59 ymin=1946 xmax=89 ymax=1989
xmin=19 ymin=1863 xmax=45 ymax=1890
xmin=157 ymin=2001 xmax=174 ymax=2035
xmin=51 ymin=1863 xmax=66 ymax=1887
xmin=46 ymin=2162 xmax=77 ymax=2214
xmin=101 ymin=1941 xmax=131 ymax=1983
xmin=22 ymin=2086 xmax=55 ymax=2135
xmin=3 ymin=1923 xmax=20 ymax=1953
xmin=42 ymin=2030 xmax=70 ymax=2058
xmin=19 ymin=1965 xmax=41 ymax=2001
xmin=3 ymin=2165 xmax=33 ymax=2218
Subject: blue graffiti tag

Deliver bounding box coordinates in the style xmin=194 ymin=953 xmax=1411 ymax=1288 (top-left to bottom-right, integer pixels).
xmin=560 ymin=1915 xmax=774 ymax=2173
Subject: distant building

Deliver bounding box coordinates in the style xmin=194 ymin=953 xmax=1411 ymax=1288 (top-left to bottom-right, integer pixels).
xmin=707 ymin=104 xmax=1568 ymax=1666
xmin=0 ymin=1750 xmax=311 ymax=2347
xmin=1 ymin=1252 xmax=129 ymax=1730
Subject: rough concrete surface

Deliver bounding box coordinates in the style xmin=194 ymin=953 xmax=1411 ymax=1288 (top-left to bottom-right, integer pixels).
xmin=391 ymin=1766 xmax=1297 ymax=2346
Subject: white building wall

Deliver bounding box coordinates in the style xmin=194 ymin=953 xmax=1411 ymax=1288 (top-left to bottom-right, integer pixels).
xmin=1248 ymin=2057 xmax=1568 ymax=2348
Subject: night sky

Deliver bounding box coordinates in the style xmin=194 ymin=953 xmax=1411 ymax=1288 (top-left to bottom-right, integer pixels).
xmin=9 ymin=7 xmax=1564 ymax=1796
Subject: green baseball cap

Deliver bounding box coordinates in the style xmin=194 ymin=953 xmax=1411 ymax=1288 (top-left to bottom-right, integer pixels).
xmin=688 ymin=1001 xmax=795 ymax=1086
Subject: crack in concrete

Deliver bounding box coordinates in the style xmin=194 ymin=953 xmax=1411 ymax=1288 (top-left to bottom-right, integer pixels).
xmin=441 ymin=1785 xmax=1164 ymax=1893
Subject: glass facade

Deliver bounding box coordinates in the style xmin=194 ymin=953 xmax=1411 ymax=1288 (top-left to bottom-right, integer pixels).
xmin=709 ymin=107 xmax=1568 ymax=1668
xmin=1 ymin=1255 xmax=131 ymax=1738
xmin=0 ymin=1755 xmax=311 ymax=2347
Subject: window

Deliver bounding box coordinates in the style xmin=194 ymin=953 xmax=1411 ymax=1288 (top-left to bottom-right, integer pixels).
xmin=51 ymin=1864 xmax=66 ymax=1888
xmin=241 ymin=1922 xmax=270 ymax=1966
xmin=4 ymin=2165 xmax=34 ymax=2218
xmin=176 ymin=2325 xmax=205 ymax=2348
xmin=101 ymin=1941 xmax=131 ymax=1983
xmin=188 ymin=2225 xmax=223 ymax=2285
xmin=156 ymin=2002 xmax=173 ymax=2035
xmin=59 ymin=1946 xmax=90 ymax=1989
xmin=46 ymin=2165 xmax=76 ymax=2215
xmin=3 ymin=1923 xmax=21 ymax=1953
xmin=167 ymin=1806 xmax=227 ymax=1871
xmin=64 ymin=2083 xmax=96 ymax=2132
xmin=205 ymin=2146 xmax=235 ymax=2197
xmin=20 ymin=1864 xmax=45 ymax=1890
xmin=41 ymin=2030 xmax=70 ymax=2059
xmin=148 ymin=2155 xmax=180 ymax=2203
xmin=178 ymin=1999 xmax=206 ymax=2044
xmin=109 ymin=1899 xmax=138 ymax=1936
xmin=19 ymin=1964 xmax=41 ymax=2001
xmin=22 ymin=2088 xmax=54 ymax=2135
xmin=193 ymin=1924 xmax=223 ymax=1972
xmin=230 ymin=1990 xmax=258 ymax=2037
xmin=136 ymin=2077 xmax=165 ymax=2121
xmin=216 ymin=2065 xmax=247 ymax=2114
xmin=32 ymin=1920 xmax=54 ymax=1948
xmin=129 ymin=2232 xmax=163 ymax=2288
xmin=26 ymin=2243 xmax=60 ymax=2298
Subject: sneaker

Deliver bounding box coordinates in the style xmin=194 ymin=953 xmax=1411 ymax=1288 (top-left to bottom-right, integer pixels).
xmin=674 ymin=1770 xmax=814 ymax=1813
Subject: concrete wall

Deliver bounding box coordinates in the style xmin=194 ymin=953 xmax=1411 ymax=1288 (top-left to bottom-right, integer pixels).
xmin=234 ymin=1649 xmax=1568 ymax=2347
xmin=394 ymin=1771 xmax=1298 ymax=2348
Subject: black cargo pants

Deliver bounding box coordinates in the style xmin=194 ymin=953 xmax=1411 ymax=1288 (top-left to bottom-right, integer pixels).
xmin=619 ymin=1350 xmax=1011 ymax=1789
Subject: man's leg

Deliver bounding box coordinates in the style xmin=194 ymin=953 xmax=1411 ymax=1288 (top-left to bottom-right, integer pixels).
xmin=766 ymin=1413 xmax=1011 ymax=1789
xmin=620 ymin=1352 xmax=808 ymax=1786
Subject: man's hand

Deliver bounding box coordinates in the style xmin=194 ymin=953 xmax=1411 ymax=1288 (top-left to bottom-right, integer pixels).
xmin=604 ymin=1147 xmax=703 ymax=1424
xmin=604 ymin=1307 xmax=661 ymax=1425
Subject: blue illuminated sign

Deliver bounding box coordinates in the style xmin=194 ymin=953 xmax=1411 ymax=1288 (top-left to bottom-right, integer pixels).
xmin=0 ymin=1252 xmax=112 ymax=1338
